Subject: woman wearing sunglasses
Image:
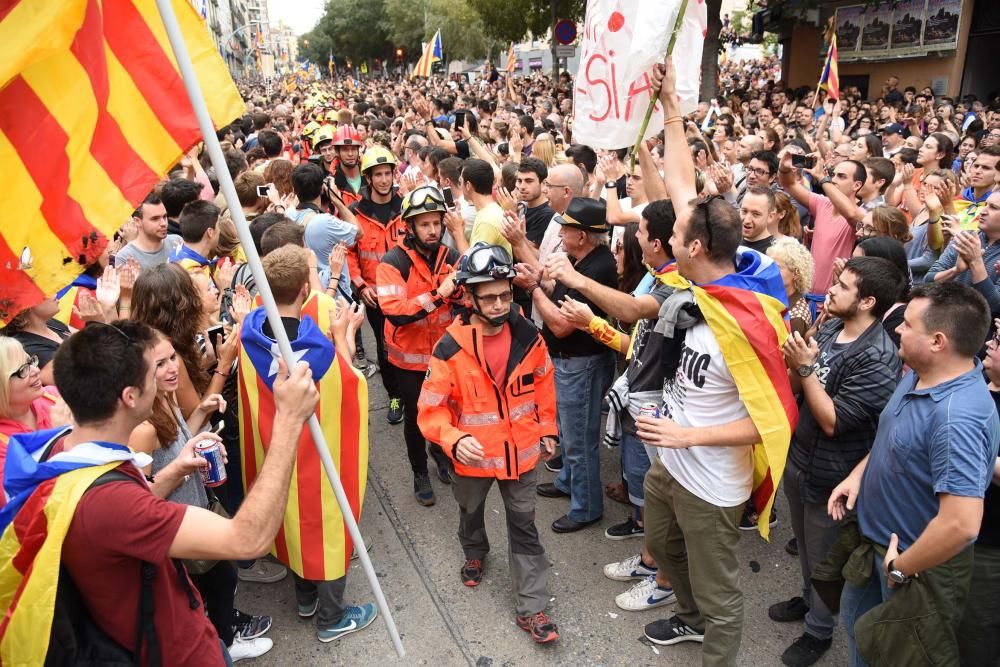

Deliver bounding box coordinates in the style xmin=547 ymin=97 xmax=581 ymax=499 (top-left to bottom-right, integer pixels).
xmin=0 ymin=337 xmax=71 ymax=493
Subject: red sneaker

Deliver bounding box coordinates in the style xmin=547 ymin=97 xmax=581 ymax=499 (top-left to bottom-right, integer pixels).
xmin=515 ymin=611 xmax=559 ymax=643
xmin=461 ymin=559 xmax=484 ymax=587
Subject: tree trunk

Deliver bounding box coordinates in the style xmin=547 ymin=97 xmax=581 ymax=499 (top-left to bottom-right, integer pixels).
xmin=699 ymin=0 xmax=723 ymax=102
xmin=550 ymin=0 xmax=560 ymax=81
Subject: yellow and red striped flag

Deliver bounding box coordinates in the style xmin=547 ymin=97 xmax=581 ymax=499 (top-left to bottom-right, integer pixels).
xmin=505 ymin=41 xmax=516 ymax=73
xmin=661 ymin=261 xmax=797 ymax=541
xmin=0 ymin=0 xmax=243 ymax=325
xmin=410 ymin=29 xmax=442 ymax=79
xmin=238 ymin=292 xmax=369 ymax=580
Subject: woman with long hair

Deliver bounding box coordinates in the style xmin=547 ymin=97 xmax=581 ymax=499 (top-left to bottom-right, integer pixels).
xmin=906 ymin=168 xmax=955 ymax=281
xmin=773 ymin=190 xmax=803 ymax=241
xmin=128 ymin=333 xmax=273 ymax=661
xmin=130 ymin=263 xmax=239 ymax=418
xmin=532 ymin=133 xmax=557 ymax=168
xmin=857 ymin=205 xmax=912 ymax=244
xmin=850 ymin=134 xmax=883 ymax=161
xmin=263 ymin=158 xmax=294 ymax=197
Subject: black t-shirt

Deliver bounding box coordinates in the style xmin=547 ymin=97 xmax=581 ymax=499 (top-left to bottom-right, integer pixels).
xmin=543 ymin=245 xmax=617 ymax=357
xmin=979 ymin=390 xmax=1000 ymax=547
xmin=614 ymin=175 xmax=627 ymax=200
xmin=167 ymin=217 xmax=181 ymax=237
xmin=454 ymin=140 xmax=471 ymax=160
xmin=742 ymin=236 xmax=775 ymax=254
xmin=12 ymin=319 xmax=71 ymax=369
xmin=369 ymin=200 xmax=398 ymax=224
xmin=524 ymin=203 xmax=555 ymax=246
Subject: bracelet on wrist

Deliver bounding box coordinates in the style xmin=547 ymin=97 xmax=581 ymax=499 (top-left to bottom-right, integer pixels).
xmin=213 ymin=369 xmax=231 ymax=378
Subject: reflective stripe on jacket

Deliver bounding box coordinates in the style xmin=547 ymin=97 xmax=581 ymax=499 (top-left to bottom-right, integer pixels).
xmin=346 ymin=195 xmax=405 ymax=290
xmin=417 ymin=309 xmax=558 ymax=480
xmin=375 ymin=238 xmax=458 ymax=372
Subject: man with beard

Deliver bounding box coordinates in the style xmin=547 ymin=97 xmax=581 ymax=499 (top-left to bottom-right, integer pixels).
xmin=376 ymin=186 xmax=459 ymax=506
xmin=115 ymin=193 xmax=181 ymax=272
xmin=347 ymin=146 xmax=407 ymax=424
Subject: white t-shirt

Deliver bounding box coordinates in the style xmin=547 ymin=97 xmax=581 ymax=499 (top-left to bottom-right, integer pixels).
xmin=658 ymin=321 xmax=752 ymax=507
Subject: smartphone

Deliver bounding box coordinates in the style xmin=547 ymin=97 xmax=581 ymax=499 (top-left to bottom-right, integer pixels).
xmin=453 ymin=110 xmax=466 ymax=130
xmin=791 ymin=154 xmax=816 ymax=169
xmin=442 ymin=187 xmax=455 ymax=210
xmin=255 ymin=185 xmax=270 ymax=198
xmin=206 ymin=324 xmax=224 ymax=353
xmin=517 ymin=201 xmax=527 ymax=219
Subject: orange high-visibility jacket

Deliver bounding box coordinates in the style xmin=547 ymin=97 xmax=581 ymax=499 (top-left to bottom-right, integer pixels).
xmin=346 ymin=194 xmax=405 ymax=290
xmin=375 ymin=237 xmax=458 ymax=371
xmin=417 ymin=310 xmax=558 ymax=480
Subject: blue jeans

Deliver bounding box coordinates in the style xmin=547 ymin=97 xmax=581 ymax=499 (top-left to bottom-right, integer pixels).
xmin=840 ymin=552 xmax=893 ymax=667
xmin=621 ymin=430 xmax=653 ymax=515
xmin=553 ymin=351 xmax=615 ymax=522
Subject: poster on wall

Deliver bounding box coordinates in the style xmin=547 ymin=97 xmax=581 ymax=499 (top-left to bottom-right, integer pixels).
xmin=835 ymin=5 xmax=865 ymax=55
xmin=860 ymin=3 xmax=893 ymax=51
xmin=923 ymin=0 xmax=961 ymax=47
xmin=890 ymin=0 xmax=925 ymax=50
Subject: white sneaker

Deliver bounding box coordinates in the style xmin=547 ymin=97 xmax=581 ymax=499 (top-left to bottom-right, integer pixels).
xmin=228 ymin=636 xmax=273 ymax=661
xmin=603 ymin=553 xmax=658 ymax=582
xmin=237 ymin=559 xmax=287 ymax=584
xmin=615 ymin=575 xmax=677 ymax=612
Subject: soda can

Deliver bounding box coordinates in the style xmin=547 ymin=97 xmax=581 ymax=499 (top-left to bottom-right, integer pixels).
xmin=195 ymin=440 xmax=228 ymax=487
xmin=639 ymin=402 xmax=660 ymax=419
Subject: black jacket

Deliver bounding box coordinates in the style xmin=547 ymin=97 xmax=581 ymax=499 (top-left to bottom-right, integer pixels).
xmin=788 ymin=318 xmax=901 ymax=503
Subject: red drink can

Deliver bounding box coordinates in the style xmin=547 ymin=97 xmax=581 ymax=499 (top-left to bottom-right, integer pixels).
xmin=639 ymin=402 xmax=660 ymax=419
xmin=195 ymin=440 xmax=228 ymax=487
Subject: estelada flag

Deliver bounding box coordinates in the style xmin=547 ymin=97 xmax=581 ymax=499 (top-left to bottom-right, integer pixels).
xmin=238 ymin=295 xmax=368 ymax=581
xmin=819 ymin=34 xmax=840 ymax=102
xmin=54 ymin=273 xmax=97 ymax=330
xmin=0 ymin=0 xmax=243 ymax=325
xmin=0 ymin=428 xmax=152 ymax=665
xmin=660 ymin=249 xmax=796 ymax=540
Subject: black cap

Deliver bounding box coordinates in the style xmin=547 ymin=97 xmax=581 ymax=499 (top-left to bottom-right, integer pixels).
xmin=883 ymin=123 xmax=905 ymax=135
xmin=555 ymin=198 xmax=608 ymax=232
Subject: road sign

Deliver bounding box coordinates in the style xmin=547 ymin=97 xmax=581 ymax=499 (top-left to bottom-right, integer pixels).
xmin=555 ymin=45 xmax=576 ymax=58
xmin=554 ymin=19 xmax=577 ymax=45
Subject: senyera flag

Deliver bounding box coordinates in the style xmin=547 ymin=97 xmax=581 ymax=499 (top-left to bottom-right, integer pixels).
xmin=573 ymin=0 xmax=706 ymax=150
xmin=0 ymin=0 xmax=243 ymax=326
xmin=505 ymin=42 xmax=516 ymax=74
xmin=238 ymin=292 xmax=369 ymax=580
xmin=660 ymin=250 xmax=797 ymax=541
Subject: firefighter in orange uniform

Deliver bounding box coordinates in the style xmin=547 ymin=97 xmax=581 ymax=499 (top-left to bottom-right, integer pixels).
xmin=417 ymin=243 xmax=560 ymax=644
xmin=375 ymin=185 xmax=458 ymax=506
xmin=329 ymin=125 xmax=364 ymax=206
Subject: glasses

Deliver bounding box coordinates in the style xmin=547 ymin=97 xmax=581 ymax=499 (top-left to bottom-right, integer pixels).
xmin=10 ymin=355 xmax=39 ymax=380
xmin=746 ymin=166 xmax=770 ymax=177
xmin=542 ymin=180 xmax=569 ymax=189
xmin=474 ymin=290 xmax=514 ymax=305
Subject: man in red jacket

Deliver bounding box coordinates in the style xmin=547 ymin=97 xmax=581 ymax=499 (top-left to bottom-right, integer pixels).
xmin=417 ymin=243 xmax=560 ymax=644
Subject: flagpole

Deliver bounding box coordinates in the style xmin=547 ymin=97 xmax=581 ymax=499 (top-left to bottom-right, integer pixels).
xmin=629 ymin=0 xmax=689 ymax=172
xmin=153 ymin=0 xmax=405 ymax=658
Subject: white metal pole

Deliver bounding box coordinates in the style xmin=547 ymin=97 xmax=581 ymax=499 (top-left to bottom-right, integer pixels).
xmin=153 ymin=0 xmax=405 ymax=657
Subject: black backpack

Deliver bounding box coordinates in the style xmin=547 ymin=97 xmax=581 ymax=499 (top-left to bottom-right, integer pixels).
xmin=44 ymin=470 xmax=199 ymax=666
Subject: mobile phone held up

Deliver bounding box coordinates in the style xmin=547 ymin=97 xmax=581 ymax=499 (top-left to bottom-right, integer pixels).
xmin=442 ymin=186 xmax=455 ymax=210
xmin=256 ymin=185 xmax=270 ymax=198
xmin=791 ymin=154 xmax=816 ymax=170
xmin=206 ymin=324 xmax=224 ymax=354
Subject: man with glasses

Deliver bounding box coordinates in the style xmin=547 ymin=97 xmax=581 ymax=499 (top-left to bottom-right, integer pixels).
xmin=376 ymin=186 xmax=460 ymax=506
xmin=418 ymin=243 xmax=560 ymax=644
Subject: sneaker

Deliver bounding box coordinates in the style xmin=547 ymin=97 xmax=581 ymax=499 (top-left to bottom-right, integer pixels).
xmin=317 ymin=603 xmax=378 ymax=643
xmin=615 ymin=575 xmax=677 ymax=611
xmin=644 ymin=615 xmax=705 ymax=646
xmin=603 ymin=553 xmax=657 ymax=582
xmin=352 ymin=349 xmax=369 ymax=370
xmin=387 ymin=397 xmax=404 ymax=425
xmin=233 ymin=611 xmax=271 ymax=640
xmin=414 ymin=473 xmax=435 ymax=506
xmin=515 ymin=611 xmax=559 ymax=644
xmin=228 ymin=636 xmax=273 ymax=661
xmin=237 ymin=559 xmax=287 ymax=584
xmin=785 ymin=537 xmax=799 ymax=556
xmin=739 ymin=504 xmax=778 ymax=531
xmin=298 ymin=598 xmax=319 ymax=618
xmin=781 ymin=632 xmax=832 ymax=666
xmin=461 ymin=559 xmax=484 ymax=586
xmin=544 ymin=455 xmax=563 ymax=472
xmin=361 ymin=362 xmax=378 ymax=378
xmin=604 ymin=516 xmax=644 ymax=541
xmin=768 ymin=596 xmax=810 ymax=622
xmin=436 ymin=461 xmax=452 ymax=485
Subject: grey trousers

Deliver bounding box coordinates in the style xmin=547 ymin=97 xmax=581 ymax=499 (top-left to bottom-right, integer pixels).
xmin=293 ymin=574 xmax=346 ymax=628
xmin=452 ymin=466 xmax=550 ymax=616
xmin=783 ymin=457 xmax=840 ymax=641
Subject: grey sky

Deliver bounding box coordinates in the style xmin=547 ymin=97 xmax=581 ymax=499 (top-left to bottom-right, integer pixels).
xmin=267 ymin=0 xmax=324 ymax=35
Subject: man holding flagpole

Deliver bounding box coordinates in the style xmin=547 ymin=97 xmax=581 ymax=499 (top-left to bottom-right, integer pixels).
xmin=636 ymin=58 xmax=796 ymax=665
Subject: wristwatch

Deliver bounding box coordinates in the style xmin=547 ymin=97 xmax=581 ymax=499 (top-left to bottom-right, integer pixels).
xmin=796 ymin=363 xmax=816 ymax=378
xmin=887 ymin=559 xmax=911 ymax=585
xmin=605 ymin=182 xmax=616 ymax=190
xmin=820 ymin=176 xmax=834 ymax=188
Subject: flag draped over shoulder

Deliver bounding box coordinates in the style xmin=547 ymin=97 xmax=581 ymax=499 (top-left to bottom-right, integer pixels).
xmin=0 ymin=0 xmax=243 ymax=326
xmin=0 ymin=428 xmax=151 ymax=665
xmin=238 ymin=295 xmax=368 ymax=581
xmin=411 ymin=29 xmax=443 ymax=79
xmin=660 ymin=250 xmax=796 ymax=541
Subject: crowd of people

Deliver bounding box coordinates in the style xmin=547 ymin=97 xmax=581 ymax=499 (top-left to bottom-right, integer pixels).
xmin=3 ymin=47 xmax=1000 ymax=667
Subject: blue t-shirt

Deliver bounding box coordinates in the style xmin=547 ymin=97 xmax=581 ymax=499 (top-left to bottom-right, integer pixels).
xmin=858 ymin=363 xmax=999 ymax=550
xmin=286 ymin=207 xmax=357 ymax=299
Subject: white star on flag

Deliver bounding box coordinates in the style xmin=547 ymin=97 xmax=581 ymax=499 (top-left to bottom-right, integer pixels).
xmin=267 ymin=342 xmax=309 ymax=377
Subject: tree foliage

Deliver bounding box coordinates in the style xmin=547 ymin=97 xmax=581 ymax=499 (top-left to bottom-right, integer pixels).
xmin=297 ymin=0 xmax=392 ymax=66
xmin=384 ymin=0 xmax=491 ymax=62
xmin=466 ymin=0 xmax=584 ymax=45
